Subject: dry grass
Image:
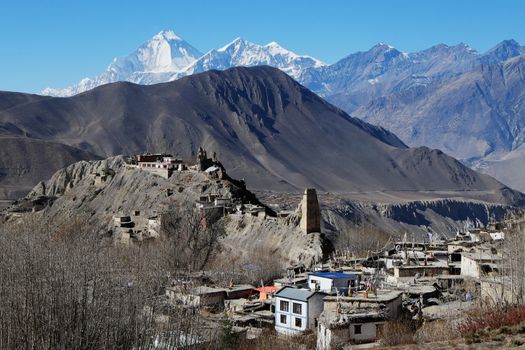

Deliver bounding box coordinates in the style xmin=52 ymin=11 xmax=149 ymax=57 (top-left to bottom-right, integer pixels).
xmin=379 ymin=320 xmax=418 ymax=346
xmin=239 ymin=328 xmax=316 ymax=350
xmin=415 ymin=319 xmax=459 ymax=343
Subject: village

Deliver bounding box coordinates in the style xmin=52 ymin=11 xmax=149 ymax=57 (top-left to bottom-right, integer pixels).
xmin=2 ymin=148 xmax=522 ymax=348
xmin=156 ymin=185 xmax=519 ymax=348
xmin=104 ymin=151 xmax=523 ymax=349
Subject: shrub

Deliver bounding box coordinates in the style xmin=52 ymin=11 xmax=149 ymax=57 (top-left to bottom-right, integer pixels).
xmin=458 ymin=305 xmax=525 ymax=335
xmin=492 ymin=334 xmax=505 ymax=342
xmin=500 ymin=326 xmax=513 ymax=334
xmin=519 ymin=323 xmax=525 ymax=333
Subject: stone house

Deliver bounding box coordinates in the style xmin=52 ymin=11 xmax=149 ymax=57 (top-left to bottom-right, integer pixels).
xmin=166 ymin=286 xmax=226 ymax=309
xmin=317 ymin=290 xmax=403 ymax=349
xmin=461 ymin=252 xmax=501 ymax=278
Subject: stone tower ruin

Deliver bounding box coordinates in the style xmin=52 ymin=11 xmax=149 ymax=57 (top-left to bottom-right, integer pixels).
xmin=300 ymin=188 xmax=321 ymax=234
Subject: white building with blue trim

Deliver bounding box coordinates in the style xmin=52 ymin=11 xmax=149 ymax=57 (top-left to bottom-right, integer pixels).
xmin=307 ymin=272 xmax=360 ymax=294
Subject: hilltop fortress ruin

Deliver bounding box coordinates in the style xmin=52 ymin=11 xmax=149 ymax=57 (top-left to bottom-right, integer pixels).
xmin=1 ymin=147 xmax=330 ymax=266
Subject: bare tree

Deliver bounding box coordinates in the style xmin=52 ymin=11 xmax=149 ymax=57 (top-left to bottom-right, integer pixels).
xmin=0 ymin=215 xmax=212 ymax=349
xmin=161 ymin=204 xmax=226 ymax=272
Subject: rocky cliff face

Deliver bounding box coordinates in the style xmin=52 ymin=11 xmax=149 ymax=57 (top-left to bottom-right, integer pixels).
xmin=322 ymin=198 xmax=519 ymax=244
xmin=4 ymin=156 xmax=520 ymax=265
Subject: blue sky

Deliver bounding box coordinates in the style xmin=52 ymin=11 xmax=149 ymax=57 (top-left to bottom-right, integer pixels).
xmin=1 ymin=0 xmax=524 ymax=93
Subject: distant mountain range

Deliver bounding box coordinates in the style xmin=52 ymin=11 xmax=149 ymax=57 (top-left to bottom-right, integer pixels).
xmin=333 ymin=40 xmax=525 ymax=191
xmin=40 ymin=31 xmax=525 ymax=191
xmin=3 ymin=66 xmax=522 ymax=209
xmin=42 ymin=31 xmax=525 ymax=191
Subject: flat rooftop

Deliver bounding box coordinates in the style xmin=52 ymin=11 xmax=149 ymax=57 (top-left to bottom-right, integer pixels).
xmin=395 ymin=262 xmax=448 ymax=269
xmin=462 ymin=252 xmax=502 ymax=261
xmin=324 ymin=290 xmax=402 ymax=303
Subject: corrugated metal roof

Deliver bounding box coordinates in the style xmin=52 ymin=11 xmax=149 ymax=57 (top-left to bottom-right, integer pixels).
xmin=309 ymin=272 xmax=358 ymax=279
xmin=275 ymin=287 xmax=317 ymax=301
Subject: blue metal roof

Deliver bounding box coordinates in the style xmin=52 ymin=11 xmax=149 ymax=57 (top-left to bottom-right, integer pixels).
xmin=309 ymin=272 xmax=358 ymax=279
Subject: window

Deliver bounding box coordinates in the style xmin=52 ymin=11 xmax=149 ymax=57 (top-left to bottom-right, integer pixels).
xmin=280 ymin=300 xmax=289 ymax=312
xmin=280 ymin=314 xmax=287 ymax=325
xmin=311 ymin=279 xmax=320 ymax=291
xmin=354 ymin=324 xmax=362 ymax=334
xmin=294 ymin=317 xmax=302 ymax=328
xmin=292 ymin=302 xmax=302 ymax=314
xmin=376 ymin=324 xmax=384 ymax=336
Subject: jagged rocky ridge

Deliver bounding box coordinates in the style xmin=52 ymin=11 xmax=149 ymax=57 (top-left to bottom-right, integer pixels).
xmin=257 ymin=191 xmax=521 ymax=245
xmin=5 ymin=155 xmax=520 ymax=267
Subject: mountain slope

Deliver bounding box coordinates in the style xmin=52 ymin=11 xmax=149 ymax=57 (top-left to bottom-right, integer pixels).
xmin=300 ymin=42 xmax=478 ymax=111
xmin=294 ymin=39 xmax=525 ymax=191
xmin=1 ymin=66 xmax=521 ymax=207
xmin=345 ymin=46 xmax=525 ymax=190
xmin=0 ymin=137 xmax=99 ymax=207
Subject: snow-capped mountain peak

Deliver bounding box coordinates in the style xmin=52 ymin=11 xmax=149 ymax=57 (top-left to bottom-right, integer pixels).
xmin=126 ymin=29 xmax=202 ymax=73
xmin=153 ymin=29 xmax=183 ymax=41
xmin=218 ymin=37 xmax=245 ymax=51
xmin=174 ymin=38 xmax=325 ymax=80
xmin=376 ymin=42 xmax=395 ymax=50
xmin=42 ymin=30 xmax=203 ymax=97
xmin=42 ymin=31 xmax=325 ymax=96
xmin=264 ymin=41 xmax=298 ymax=56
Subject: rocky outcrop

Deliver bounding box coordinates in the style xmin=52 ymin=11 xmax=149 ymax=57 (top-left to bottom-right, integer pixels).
xmin=3 ymin=157 xmax=330 ymax=266
xmin=29 ymin=157 xmax=124 ymax=198
xmin=222 ymin=214 xmax=327 ymax=267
